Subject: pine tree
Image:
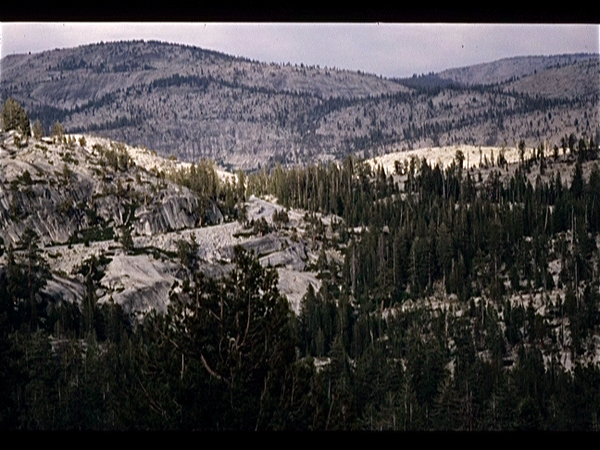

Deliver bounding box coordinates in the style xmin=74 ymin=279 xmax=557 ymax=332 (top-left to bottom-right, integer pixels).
xmin=167 ymin=246 xmax=296 ymax=430
xmin=1 ymin=97 xmax=30 ymax=136
xmin=32 ymin=119 xmax=44 ymax=139
xmin=7 ymin=228 xmax=51 ymax=330
xmin=570 ymin=160 xmax=584 ymax=199
xmin=51 ymin=121 xmax=65 ymax=144
xmin=436 ymin=221 xmax=453 ymax=285
xmin=120 ymin=226 xmax=134 ymax=253
xmin=433 ymin=374 xmax=462 ymax=430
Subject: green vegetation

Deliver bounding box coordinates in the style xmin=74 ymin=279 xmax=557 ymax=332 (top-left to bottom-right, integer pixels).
xmin=1 ymin=98 xmax=31 ymax=137
xmin=51 ymin=121 xmax=65 ymax=144
xmin=95 ymin=142 xmax=134 ymax=172
xmin=1 ymin=91 xmax=599 ymax=430
xmin=32 ymin=119 xmax=44 ymax=139
xmin=168 ymin=158 xmax=246 ymax=223
xmin=1 ymin=135 xmax=599 ymax=430
xmin=68 ymin=226 xmax=115 ymax=246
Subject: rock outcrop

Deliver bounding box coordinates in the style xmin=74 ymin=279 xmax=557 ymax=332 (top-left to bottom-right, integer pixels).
xmin=0 ymin=131 xmax=222 ymax=247
xmin=0 ymin=131 xmax=333 ymax=318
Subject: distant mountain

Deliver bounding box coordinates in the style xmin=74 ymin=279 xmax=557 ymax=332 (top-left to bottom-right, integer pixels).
xmin=2 ymin=40 xmax=598 ymax=171
xmin=502 ymin=56 xmax=600 ymax=99
xmin=435 ymin=53 xmax=598 ymax=87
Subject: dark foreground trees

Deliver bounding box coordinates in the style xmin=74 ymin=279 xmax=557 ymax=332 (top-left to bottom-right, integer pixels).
xmin=0 ymin=246 xmax=319 ymax=430
xmin=1 ymin=242 xmax=600 ymax=430
xmin=156 ymin=246 xmax=301 ymax=430
xmin=1 ymin=139 xmax=600 ymax=430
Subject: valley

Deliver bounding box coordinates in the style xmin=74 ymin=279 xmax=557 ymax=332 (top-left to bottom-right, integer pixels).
xmin=1 ymin=41 xmax=600 ymax=431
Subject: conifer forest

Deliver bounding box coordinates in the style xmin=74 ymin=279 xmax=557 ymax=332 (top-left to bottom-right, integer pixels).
xmin=1 ymin=41 xmax=600 ymax=431
xmin=2 ymin=133 xmax=600 ymax=430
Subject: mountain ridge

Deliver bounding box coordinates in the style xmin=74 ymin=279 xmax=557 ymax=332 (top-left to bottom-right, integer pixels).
xmin=435 ymin=52 xmax=598 ymax=86
xmin=2 ymin=39 xmax=600 ymax=431
xmin=1 ymin=40 xmax=598 ymax=171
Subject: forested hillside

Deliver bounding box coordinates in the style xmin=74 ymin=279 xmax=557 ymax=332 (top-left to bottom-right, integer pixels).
xmin=1 ymin=42 xmax=600 ymax=430
xmin=1 ymin=111 xmax=599 ymax=429
xmin=434 ymin=53 xmax=596 ymax=87
xmin=1 ymin=41 xmax=598 ymax=171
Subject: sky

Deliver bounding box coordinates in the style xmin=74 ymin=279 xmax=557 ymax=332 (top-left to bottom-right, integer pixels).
xmin=1 ymin=22 xmax=598 ymax=79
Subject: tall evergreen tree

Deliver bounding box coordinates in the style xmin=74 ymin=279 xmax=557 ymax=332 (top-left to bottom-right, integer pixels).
xmin=1 ymin=98 xmax=30 ymax=136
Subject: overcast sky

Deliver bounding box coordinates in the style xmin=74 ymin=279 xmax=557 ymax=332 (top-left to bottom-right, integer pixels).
xmin=1 ymin=22 xmax=598 ymax=78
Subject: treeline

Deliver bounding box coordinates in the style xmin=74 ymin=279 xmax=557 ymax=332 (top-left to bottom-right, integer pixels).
xmin=167 ymin=159 xmax=247 ymax=223
xmin=2 ymin=131 xmax=600 ymax=429
xmin=1 ymin=221 xmax=599 ymax=430
xmin=255 ymin=139 xmax=600 ymax=430
xmin=247 ymin=157 xmax=397 ymax=227
xmin=248 ymin=137 xmax=600 ymax=303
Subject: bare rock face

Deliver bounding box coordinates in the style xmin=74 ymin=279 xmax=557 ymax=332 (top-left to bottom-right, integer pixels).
xmin=42 ymin=273 xmax=88 ymax=304
xmin=134 ymin=192 xmax=206 ymax=236
xmin=0 ymin=131 xmax=228 ymax=316
xmin=143 ymin=192 xmax=223 ymax=236
xmin=98 ymin=252 xmax=181 ymax=316
xmin=259 ymin=241 xmax=308 ymax=272
xmin=0 ymin=131 xmax=222 ymax=247
xmin=0 ymin=132 xmax=329 ymax=319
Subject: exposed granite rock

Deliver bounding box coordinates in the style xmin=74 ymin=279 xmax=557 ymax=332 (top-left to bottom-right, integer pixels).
xmin=0 ymin=131 xmax=222 ymax=247
xmin=98 ymin=252 xmax=181 ymax=316
xmin=0 ymin=132 xmax=330 ymax=319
